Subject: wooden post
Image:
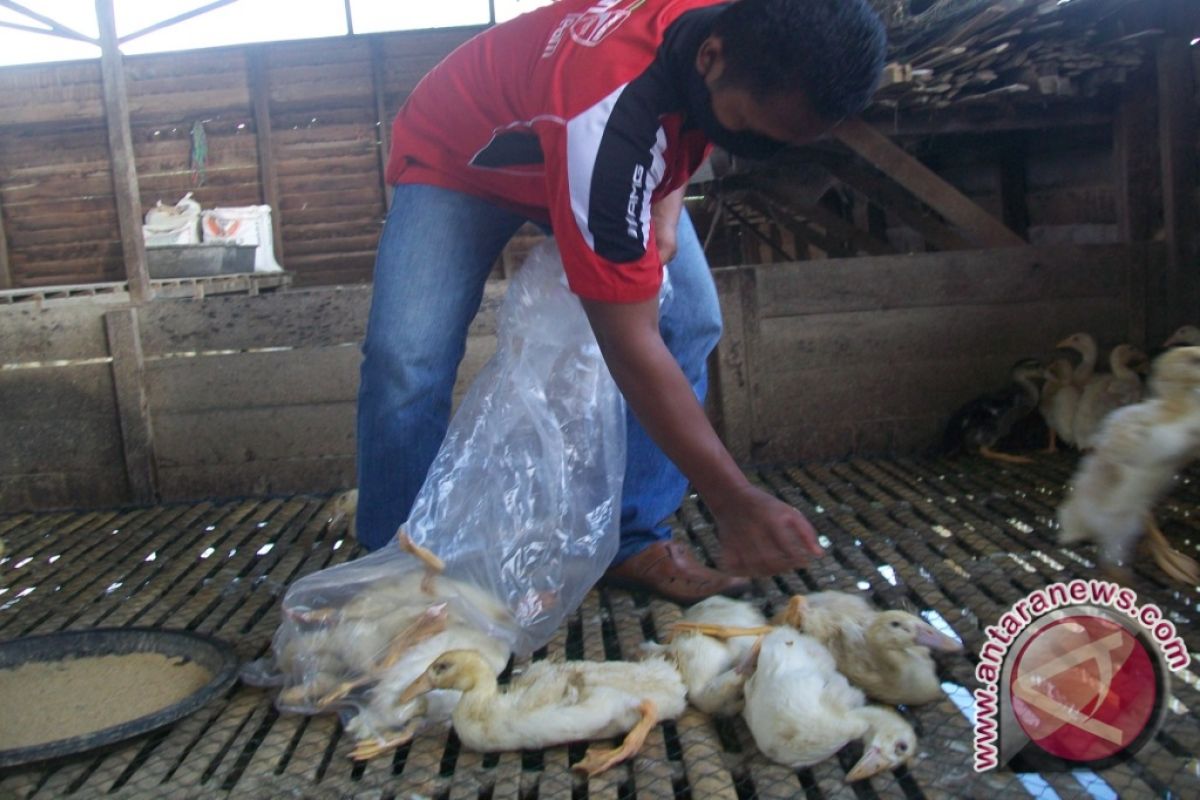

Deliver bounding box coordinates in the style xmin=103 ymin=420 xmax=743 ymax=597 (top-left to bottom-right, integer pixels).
xmin=106 ymin=307 xmax=158 ymax=504
xmin=1156 ymin=0 xmax=1199 ymax=338
xmin=96 ymin=0 xmax=151 ymax=303
xmin=370 ymin=36 xmax=393 ymax=210
xmin=0 ymin=198 xmax=11 ymax=289
xmin=711 ymin=267 xmax=757 ymax=462
xmin=997 ymin=137 xmax=1030 ymax=241
xmin=249 ymin=47 xmax=286 ymax=265
xmin=1113 ymin=69 xmax=1159 ymax=244
xmin=834 ymin=117 xmax=1026 ymax=248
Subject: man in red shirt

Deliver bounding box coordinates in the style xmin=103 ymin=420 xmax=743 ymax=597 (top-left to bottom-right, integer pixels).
xmin=357 ymin=0 xmax=887 ymax=603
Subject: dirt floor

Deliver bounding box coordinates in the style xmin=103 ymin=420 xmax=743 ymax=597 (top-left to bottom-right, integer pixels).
xmin=0 ymin=452 xmax=1197 ymax=799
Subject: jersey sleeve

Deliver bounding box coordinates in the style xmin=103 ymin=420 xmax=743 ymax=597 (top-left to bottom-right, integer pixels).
xmin=540 ymin=78 xmax=669 ymax=303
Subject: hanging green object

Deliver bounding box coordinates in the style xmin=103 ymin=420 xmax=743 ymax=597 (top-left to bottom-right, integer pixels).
xmin=190 ymin=120 xmax=208 ymax=187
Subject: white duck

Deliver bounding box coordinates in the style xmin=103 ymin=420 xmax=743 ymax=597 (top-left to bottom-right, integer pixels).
xmin=1040 ymin=358 xmax=1081 ymax=452
xmin=775 ymin=593 xmax=962 ymax=706
xmin=1073 ymin=344 xmax=1146 ymax=450
xmin=1058 ymin=332 xmax=1099 ymax=389
xmin=399 ymin=649 xmax=687 ymax=776
xmin=1164 ymin=325 xmax=1200 ymax=347
xmin=1058 ymin=346 xmax=1200 ymax=584
xmin=645 ymin=596 xmax=773 ymax=716
xmin=270 ymin=533 xmax=514 ymax=713
xmin=346 ymin=623 xmax=511 ymax=760
xmin=742 ymin=627 xmax=917 ymax=782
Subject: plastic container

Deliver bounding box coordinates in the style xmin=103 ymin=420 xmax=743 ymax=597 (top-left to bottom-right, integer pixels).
xmin=146 ymin=244 xmax=257 ymax=279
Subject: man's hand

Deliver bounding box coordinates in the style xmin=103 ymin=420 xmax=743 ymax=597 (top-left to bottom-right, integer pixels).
xmin=650 ymin=185 xmax=685 ymax=265
xmin=707 ymin=484 xmax=823 ymax=577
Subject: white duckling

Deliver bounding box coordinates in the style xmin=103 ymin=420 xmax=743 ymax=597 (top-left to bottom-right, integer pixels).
xmin=1040 ymin=358 xmax=1081 ymax=452
xmin=1058 ymin=346 xmax=1200 ymax=584
xmin=775 ymin=593 xmax=962 ymax=706
xmin=1058 ymin=332 xmax=1099 ymax=389
xmin=271 ymin=533 xmax=514 ymax=712
xmin=400 ymin=650 xmax=687 ymax=776
xmin=1164 ymin=325 xmax=1200 ymax=347
xmin=645 ymin=596 xmax=773 ymax=716
xmin=346 ymin=624 xmax=511 ymax=760
xmin=742 ymin=627 xmax=917 ymax=782
xmin=1073 ymin=344 xmax=1146 ymax=450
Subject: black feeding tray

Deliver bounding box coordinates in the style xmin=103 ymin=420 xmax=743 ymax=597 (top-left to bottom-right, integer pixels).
xmin=0 ymin=627 xmax=239 ymax=768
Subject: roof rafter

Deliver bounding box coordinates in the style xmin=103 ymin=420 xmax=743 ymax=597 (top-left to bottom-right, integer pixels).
xmin=0 ymin=0 xmax=95 ymax=43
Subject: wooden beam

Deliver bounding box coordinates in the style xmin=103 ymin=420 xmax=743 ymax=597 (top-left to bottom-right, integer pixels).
xmin=997 ymin=138 xmax=1029 ymax=240
xmin=0 ymin=0 xmax=95 ymax=42
xmin=370 ymin=36 xmax=393 ymax=210
xmin=862 ymin=107 xmax=1112 ymax=138
xmin=833 ymin=117 xmax=1026 ymax=248
xmin=752 ymin=152 xmax=973 ymax=251
xmin=249 ymin=48 xmax=286 ymax=265
xmin=96 ymin=0 xmax=152 ymax=304
xmin=106 ymin=307 xmax=158 ymax=504
xmin=1157 ymin=3 xmax=1199 ymax=337
xmin=756 ymin=182 xmax=895 ymax=256
xmin=0 ymin=197 xmax=11 ymax=290
xmin=118 ymin=0 xmax=238 ymax=44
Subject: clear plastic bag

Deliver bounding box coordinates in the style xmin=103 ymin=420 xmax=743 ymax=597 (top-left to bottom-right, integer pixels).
xmin=243 ymin=239 xmax=629 ymax=741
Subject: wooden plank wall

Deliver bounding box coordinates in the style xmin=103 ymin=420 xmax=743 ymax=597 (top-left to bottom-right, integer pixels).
xmin=713 ymin=243 xmax=1160 ymax=464
xmin=0 ymin=242 xmax=1160 ymax=511
xmin=136 ymin=282 xmax=502 ymax=502
xmin=0 ymin=27 xmax=482 ymax=290
xmin=0 ymin=299 xmax=129 ymax=508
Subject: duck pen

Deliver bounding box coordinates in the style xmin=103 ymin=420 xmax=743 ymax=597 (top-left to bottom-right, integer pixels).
xmin=2 ymin=0 xmax=1199 ymax=797
xmin=1 ymin=453 xmax=1199 ymax=799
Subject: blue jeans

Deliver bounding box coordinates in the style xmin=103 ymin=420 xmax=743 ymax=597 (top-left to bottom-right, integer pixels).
xmin=356 ymin=183 xmax=723 ymax=566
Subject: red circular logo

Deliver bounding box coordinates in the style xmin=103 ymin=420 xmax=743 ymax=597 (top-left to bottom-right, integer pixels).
xmin=1009 ymin=615 xmax=1157 ymax=762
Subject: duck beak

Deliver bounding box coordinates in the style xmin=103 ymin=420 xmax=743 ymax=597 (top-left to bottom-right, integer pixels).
xmin=846 ymin=746 xmax=890 ymax=782
xmin=915 ymin=623 xmax=963 ymax=653
xmin=397 ymin=670 xmax=436 ymax=705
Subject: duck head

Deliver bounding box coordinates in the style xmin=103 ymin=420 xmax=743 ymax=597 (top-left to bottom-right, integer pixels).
xmin=846 ymin=706 xmax=917 ymax=782
xmin=1149 ymin=346 xmax=1200 ymax=398
xmin=1164 ymin=325 xmax=1200 ymax=348
xmin=399 ymin=649 xmax=492 ymax=703
xmin=868 ymin=611 xmax=963 ymax=654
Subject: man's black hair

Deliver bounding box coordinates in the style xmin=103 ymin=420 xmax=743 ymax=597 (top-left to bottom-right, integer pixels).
xmin=711 ymin=0 xmax=888 ymax=122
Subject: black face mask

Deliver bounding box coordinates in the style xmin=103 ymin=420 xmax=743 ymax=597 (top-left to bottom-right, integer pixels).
xmin=684 ymin=68 xmax=788 ymax=162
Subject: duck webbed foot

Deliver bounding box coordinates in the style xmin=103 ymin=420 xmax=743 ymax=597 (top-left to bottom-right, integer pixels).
xmin=1142 ymin=514 xmax=1200 ymax=585
xmin=397 ymin=530 xmax=445 ymax=594
xmin=979 ymin=445 xmax=1034 ymax=464
xmin=316 ymin=604 xmax=450 ymax=707
xmin=733 ymin=633 xmax=766 ymax=677
xmin=666 ymin=622 xmax=773 ymax=642
xmin=571 ymin=699 xmax=659 ymax=776
xmin=348 ymin=719 xmax=420 ymax=761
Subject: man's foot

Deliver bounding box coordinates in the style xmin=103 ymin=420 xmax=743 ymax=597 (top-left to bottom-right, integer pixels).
xmin=600 ymin=540 xmax=751 ymax=604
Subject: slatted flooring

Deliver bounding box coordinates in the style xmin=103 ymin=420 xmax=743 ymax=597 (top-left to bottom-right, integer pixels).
xmin=1 ymin=453 xmax=1199 ymax=799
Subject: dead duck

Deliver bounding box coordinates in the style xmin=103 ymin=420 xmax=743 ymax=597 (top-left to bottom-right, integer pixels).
xmin=741 ymin=627 xmax=918 ymax=782
xmin=774 ymin=593 xmax=962 ymax=706
xmin=398 ymin=649 xmax=687 ymax=776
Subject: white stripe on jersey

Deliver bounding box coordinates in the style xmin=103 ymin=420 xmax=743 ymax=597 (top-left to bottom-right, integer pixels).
xmin=566 ymin=83 xmax=666 ymax=255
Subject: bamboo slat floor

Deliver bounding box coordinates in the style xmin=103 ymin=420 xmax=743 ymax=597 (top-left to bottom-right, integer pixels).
xmin=1 ymin=453 xmax=1198 ymax=799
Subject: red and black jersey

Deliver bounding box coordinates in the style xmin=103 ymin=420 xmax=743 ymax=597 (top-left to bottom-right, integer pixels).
xmin=386 ymin=0 xmax=730 ymax=303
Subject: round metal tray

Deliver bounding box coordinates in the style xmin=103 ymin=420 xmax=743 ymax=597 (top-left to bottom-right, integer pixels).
xmin=0 ymin=627 xmax=239 ymax=768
